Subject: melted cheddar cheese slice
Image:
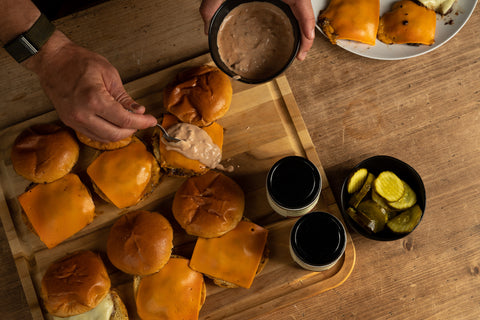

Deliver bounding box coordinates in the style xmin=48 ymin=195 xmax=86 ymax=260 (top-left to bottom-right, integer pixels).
xmin=318 ymin=0 xmax=380 ymax=45
xmin=87 ymin=139 xmax=157 ymax=208
xmin=189 ymin=220 xmax=268 ymax=289
xmin=159 ymin=114 xmax=223 ymax=175
xmin=18 ymin=173 xmax=95 ymax=248
xmin=136 ymin=258 xmax=204 ymax=320
xmin=378 ymin=0 xmax=436 ymax=45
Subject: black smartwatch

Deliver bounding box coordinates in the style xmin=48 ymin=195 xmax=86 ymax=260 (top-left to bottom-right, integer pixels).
xmin=3 ymin=13 xmax=56 ymax=63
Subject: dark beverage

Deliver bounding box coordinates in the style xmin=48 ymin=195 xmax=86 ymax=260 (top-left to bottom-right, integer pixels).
xmin=290 ymin=212 xmax=346 ymax=270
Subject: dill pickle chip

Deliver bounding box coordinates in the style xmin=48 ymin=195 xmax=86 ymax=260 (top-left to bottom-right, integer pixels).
xmin=387 ymin=204 xmax=422 ymax=234
xmin=357 ymin=200 xmax=388 ymax=232
xmin=371 ymin=189 xmax=397 ymax=219
xmin=347 ymin=168 xmax=368 ymax=194
xmin=374 ymin=171 xmax=404 ymax=202
xmin=388 ymin=180 xmax=417 ymax=210
xmin=346 ymin=207 xmax=376 ymax=234
xmin=349 ymin=173 xmax=375 ymax=208
xmin=371 ymin=188 xmax=389 ymax=209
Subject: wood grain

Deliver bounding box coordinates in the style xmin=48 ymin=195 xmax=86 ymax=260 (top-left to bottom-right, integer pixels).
xmin=0 ymin=54 xmax=355 ymax=320
xmin=0 ymin=0 xmax=479 ymax=319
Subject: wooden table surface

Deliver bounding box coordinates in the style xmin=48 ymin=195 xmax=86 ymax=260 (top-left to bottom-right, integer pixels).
xmin=1 ymin=0 xmax=479 ymax=319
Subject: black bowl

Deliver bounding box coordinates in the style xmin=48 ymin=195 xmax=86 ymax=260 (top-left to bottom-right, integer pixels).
xmin=208 ymin=0 xmax=300 ymax=84
xmin=339 ymin=155 xmax=426 ymax=241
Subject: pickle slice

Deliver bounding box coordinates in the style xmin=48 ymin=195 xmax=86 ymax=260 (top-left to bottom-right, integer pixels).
xmin=374 ymin=171 xmax=404 ymax=202
xmin=346 ymin=207 xmax=375 ymax=234
xmin=347 ymin=168 xmax=368 ymax=194
xmin=387 ymin=204 xmax=422 ymax=234
xmin=388 ymin=180 xmax=417 ymax=210
xmin=357 ymin=200 xmax=388 ymax=233
xmin=348 ymin=173 xmax=375 ymax=208
xmin=371 ymin=189 xmax=397 ymax=220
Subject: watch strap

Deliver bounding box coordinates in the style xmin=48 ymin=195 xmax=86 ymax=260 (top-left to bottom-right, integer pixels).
xmin=4 ymin=13 xmax=56 ymax=63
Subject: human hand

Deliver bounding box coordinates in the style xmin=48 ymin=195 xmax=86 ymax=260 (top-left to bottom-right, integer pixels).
xmin=23 ymin=31 xmax=157 ymax=143
xmin=199 ymin=0 xmax=315 ymax=61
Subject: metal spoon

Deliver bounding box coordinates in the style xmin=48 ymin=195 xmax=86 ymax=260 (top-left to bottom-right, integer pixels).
xmin=156 ymin=123 xmax=182 ymax=143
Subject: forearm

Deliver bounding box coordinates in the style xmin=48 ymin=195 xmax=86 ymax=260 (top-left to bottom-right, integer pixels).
xmin=0 ymin=0 xmax=41 ymax=44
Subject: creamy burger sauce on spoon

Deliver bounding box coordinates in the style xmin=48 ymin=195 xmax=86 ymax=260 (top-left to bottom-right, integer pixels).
xmin=162 ymin=123 xmax=222 ymax=169
xmin=217 ymin=1 xmax=295 ymax=80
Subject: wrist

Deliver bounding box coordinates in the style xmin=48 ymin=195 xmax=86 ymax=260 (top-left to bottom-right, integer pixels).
xmin=4 ymin=13 xmax=56 ymax=63
xmin=22 ymin=30 xmax=72 ymax=74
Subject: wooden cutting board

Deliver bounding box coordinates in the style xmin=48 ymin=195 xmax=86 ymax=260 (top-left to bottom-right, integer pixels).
xmin=0 ymin=54 xmax=355 ymax=320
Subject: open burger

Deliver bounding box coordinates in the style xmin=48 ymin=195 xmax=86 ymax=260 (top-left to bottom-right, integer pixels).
xmin=153 ymin=114 xmax=224 ymax=177
xmin=134 ymin=256 xmax=206 ymax=320
xmin=41 ymin=250 xmax=128 ymax=319
xmin=107 ymin=210 xmax=173 ymax=276
xmin=189 ymin=220 xmax=269 ymax=289
xmin=87 ymin=137 xmax=161 ymax=209
xmin=17 ymin=173 xmax=95 ymax=249
xmin=172 ymin=171 xmax=244 ymax=238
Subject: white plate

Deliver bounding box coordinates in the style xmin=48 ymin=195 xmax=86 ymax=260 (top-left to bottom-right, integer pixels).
xmin=312 ymin=0 xmax=478 ymax=60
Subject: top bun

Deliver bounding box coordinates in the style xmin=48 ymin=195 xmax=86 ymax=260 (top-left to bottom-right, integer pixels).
xmin=75 ymin=131 xmax=133 ymax=150
xmin=11 ymin=123 xmax=79 ymax=183
xmin=164 ymin=65 xmax=232 ymax=126
xmin=41 ymin=251 xmax=111 ymax=317
xmin=172 ymin=171 xmax=244 ymax=238
xmin=107 ymin=210 xmax=173 ymax=275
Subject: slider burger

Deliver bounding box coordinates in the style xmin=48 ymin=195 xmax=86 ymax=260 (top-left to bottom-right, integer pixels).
xmin=163 ymin=65 xmax=232 ymax=127
xmin=41 ymin=250 xmax=128 ymax=319
xmin=11 ymin=123 xmax=79 ymax=183
xmin=17 ymin=173 xmax=95 ymax=248
xmin=153 ymin=114 xmax=224 ymax=176
xmin=318 ymin=0 xmax=380 ymax=45
xmin=134 ymin=256 xmax=206 ymax=320
xmin=377 ymin=0 xmax=436 ymax=46
xmin=172 ymin=171 xmax=244 ymax=238
xmin=87 ymin=137 xmax=161 ymax=209
xmin=107 ymin=210 xmax=173 ymax=276
xmin=75 ymin=131 xmax=133 ymax=150
xmin=189 ymin=220 xmax=269 ymax=289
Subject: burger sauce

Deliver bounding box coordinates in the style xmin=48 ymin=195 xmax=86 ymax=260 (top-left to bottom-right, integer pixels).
xmin=217 ymin=1 xmax=295 ymax=80
xmin=162 ymin=123 xmax=222 ymax=169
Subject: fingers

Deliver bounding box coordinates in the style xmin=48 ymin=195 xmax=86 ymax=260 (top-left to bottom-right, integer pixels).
xmin=284 ymin=0 xmax=316 ymax=60
xmin=199 ymin=0 xmax=225 ymax=34
xmin=96 ymin=99 xmax=157 ymax=131
xmin=75 ymin=115 xmax=138 ymax=143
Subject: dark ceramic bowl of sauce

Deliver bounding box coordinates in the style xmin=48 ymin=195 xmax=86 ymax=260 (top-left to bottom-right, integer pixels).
xmin=208 ymin=0 xmax=300 ymax=84
xmin=266 ymin=156 xmax=321 ymax=217
xmin=290 ymin=211 xmax=347 ymax=271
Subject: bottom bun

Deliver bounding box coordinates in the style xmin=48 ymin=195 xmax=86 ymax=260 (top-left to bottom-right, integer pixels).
xmin=53 ymin=290 xmax=129 ymax=320
xmin=108 ymin=290 xmax=129 ymax=320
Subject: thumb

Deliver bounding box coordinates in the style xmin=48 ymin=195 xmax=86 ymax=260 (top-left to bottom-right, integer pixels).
xmin=199 ymin=0 xmax=225 ymax=34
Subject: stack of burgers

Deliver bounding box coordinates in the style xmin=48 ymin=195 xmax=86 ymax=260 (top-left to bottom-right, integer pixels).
xmin=11 ymin=65 xmax=269 ymax=319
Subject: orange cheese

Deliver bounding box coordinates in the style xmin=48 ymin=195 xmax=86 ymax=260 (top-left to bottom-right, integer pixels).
xmin=189 ymin=220 xmax=268 ymax=289
xmin=159 ymin=114 xmax=223 ymax=174
xmin=87 ymin=139 xmax=157 ymax=208
xmin=135 ymin=257 xmax=204 ymax=320
xmin=378 ymin=0 xmax=436 ymax=45
xmin=17 ymin=173 xmax=95 ymax=248
xmin=318 ymin=0 xmax=380 ymax=45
